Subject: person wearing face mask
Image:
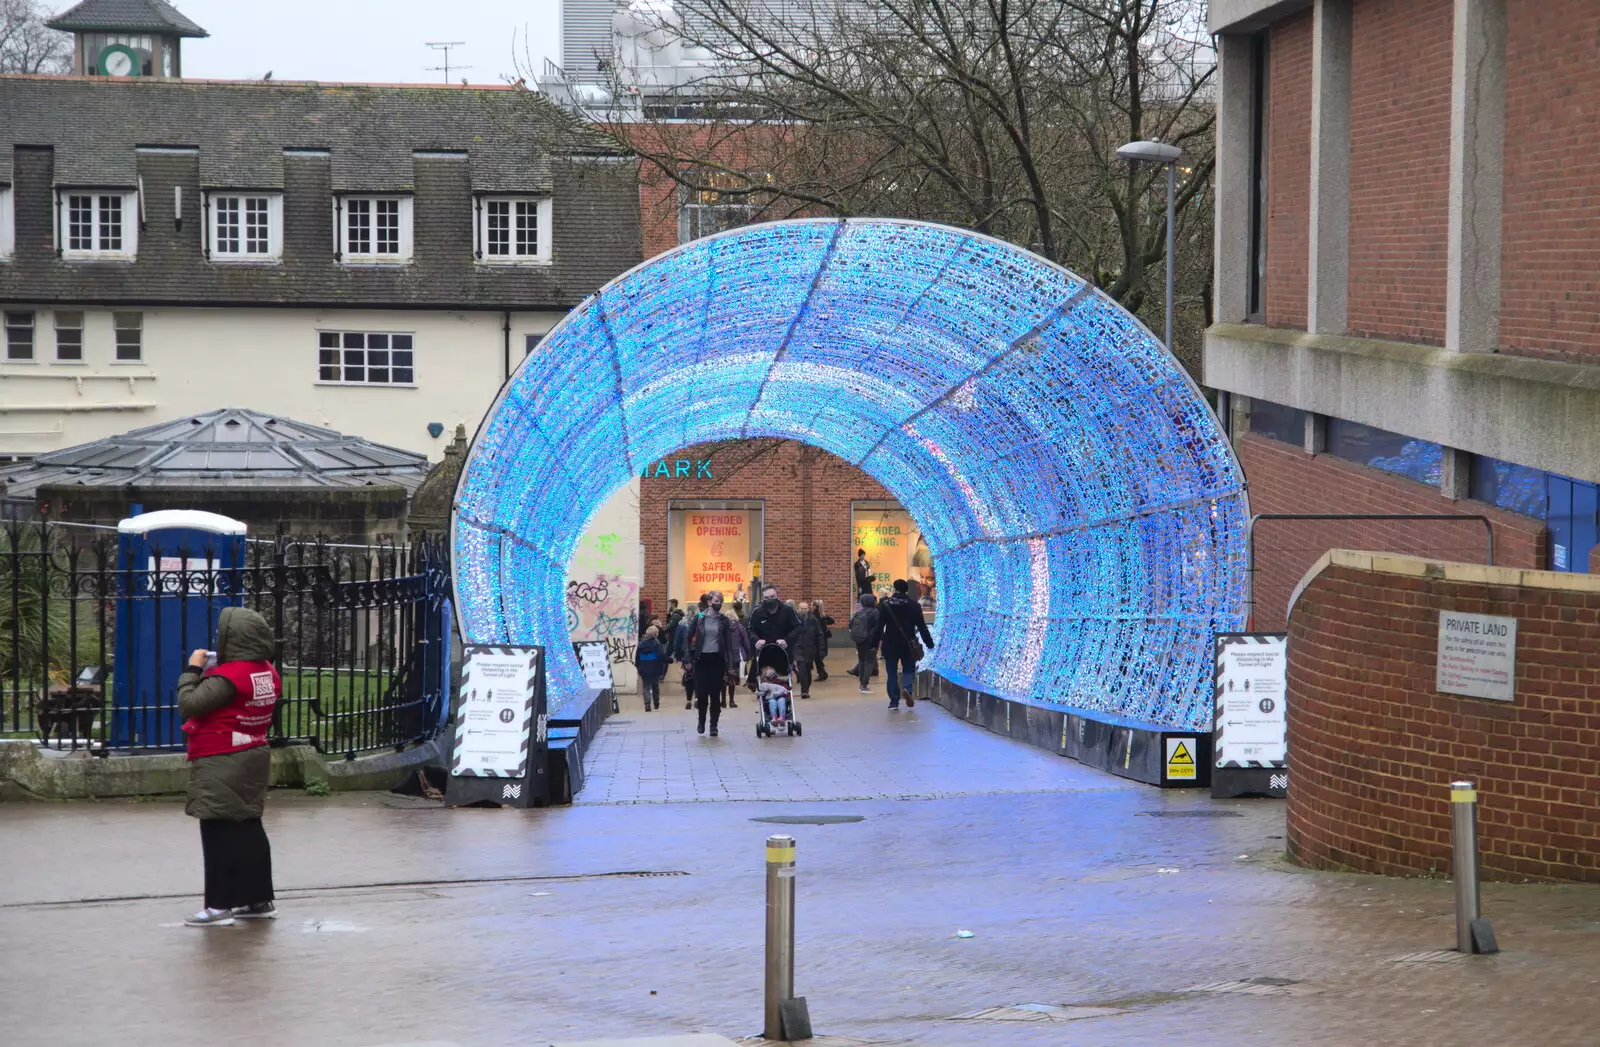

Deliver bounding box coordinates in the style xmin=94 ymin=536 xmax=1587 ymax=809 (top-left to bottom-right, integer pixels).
xmin=688 ymin=593 xmax=733 ymax=735
xmin=748 ymin=584 xmax=800 ymax=679
xmin=674 ymin=593 xmax=709 ymax=709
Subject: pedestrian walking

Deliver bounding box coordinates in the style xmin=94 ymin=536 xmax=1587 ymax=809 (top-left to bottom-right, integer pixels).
xmin=724 ymin=607 xmax=750 ymax=708
xmin=854 ymin=548 xmax=874 ymax=597
xmin=175 ymin=606 xmax=281 ymax=927
xmin=748 ymin=584 xmax=800 ymax=685
xmin=688 ymin=593 xmax=733 ymax=736
xmin=788 ymin=600 xmax=827 ymax=700
xmin=674 ymin=594 xmax=706 ymax=709
xmin=812 ymin=599 xmax=835 ymax=681
xmin=880 ymin=579 xmax=935 ymax=710
xmin=847 ymin=593 xmax=882 ymax=693
xmin=634 ymin=625 xmax=668 ymax=711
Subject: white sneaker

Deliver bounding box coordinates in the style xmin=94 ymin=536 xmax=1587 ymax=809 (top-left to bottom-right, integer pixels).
xmin=184 ymin=907 xmax=235 ymax=927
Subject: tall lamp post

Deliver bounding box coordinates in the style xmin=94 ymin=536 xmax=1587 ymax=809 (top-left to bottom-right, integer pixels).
xmin=1116 ymin=140 xmax=1184 ymax=351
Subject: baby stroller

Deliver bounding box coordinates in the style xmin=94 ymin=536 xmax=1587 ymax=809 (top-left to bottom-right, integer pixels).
xmin=754 ymin=644 xmax=802 ymax=738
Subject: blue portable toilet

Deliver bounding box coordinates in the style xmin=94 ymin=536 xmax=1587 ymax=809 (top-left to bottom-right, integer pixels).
xmin=113 ymin=510 xmax=248 ymax=749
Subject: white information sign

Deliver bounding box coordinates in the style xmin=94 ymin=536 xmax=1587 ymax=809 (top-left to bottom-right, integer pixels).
xmin=576 ymin=641 xmax=614 ymax=690
xmin=1436 ymin=611 xmax=1517 ymax=702
xmin=1214 ymin=634 xmax=1288 ymax=767
xmin=454 ymin=647 xmax=537 ymax=777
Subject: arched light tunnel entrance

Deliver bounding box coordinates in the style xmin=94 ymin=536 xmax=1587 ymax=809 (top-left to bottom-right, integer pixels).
xmin=453 ymin=219 xmax=1248 ymax=733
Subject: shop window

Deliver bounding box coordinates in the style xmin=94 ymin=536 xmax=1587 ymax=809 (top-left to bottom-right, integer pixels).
xmin=852 ymin=501 xmax=936 ymax=618
xmin=667 ymin=501 xmax=764 ymax=611
xmin=1247 ymin=399 xmax=1304 ymax=446
xmin=1326 ymin=418 xmax=1441 ymax=487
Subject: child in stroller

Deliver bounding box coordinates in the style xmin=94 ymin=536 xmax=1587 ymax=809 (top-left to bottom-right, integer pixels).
xmin=754 ymin=646 xmax=802 ymax=737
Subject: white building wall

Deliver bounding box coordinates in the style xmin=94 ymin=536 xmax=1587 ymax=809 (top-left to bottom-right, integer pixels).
xmin=0 ymin=305 xmax=562 ymax=459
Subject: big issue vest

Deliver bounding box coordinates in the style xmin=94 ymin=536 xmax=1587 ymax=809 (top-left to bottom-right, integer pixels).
xmin=185 ymin=660 xmax=281 ymax=760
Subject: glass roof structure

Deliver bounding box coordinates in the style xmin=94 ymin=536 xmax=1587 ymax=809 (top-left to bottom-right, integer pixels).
xmin=454 ymin=218 xmax=1248 ymax=730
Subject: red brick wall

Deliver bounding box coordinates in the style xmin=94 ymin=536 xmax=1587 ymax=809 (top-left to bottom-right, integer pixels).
xmin=1499 ymin=0 xmax=1600 ymax=362
xmin=1346 ymin=0 xmax=1453 ymax=344
xmin=639 ymin=439 xmax=892 ymax=621
xmin=1287 ymin=555 xmax=1600 ymax=882
xmin=1240 ymin=433 xmax=1545 ymax=628
xmin=1263 ymin=9 xmax=1313 ymax=329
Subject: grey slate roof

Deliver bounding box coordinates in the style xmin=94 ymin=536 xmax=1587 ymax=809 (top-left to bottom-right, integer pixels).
xmin=45 ymin=0 xmax=208 ymax=37
xmin=0 ymin=408 xmax=430 ymax=497
xmin=0 ymin=76 xmax=643 ymax=309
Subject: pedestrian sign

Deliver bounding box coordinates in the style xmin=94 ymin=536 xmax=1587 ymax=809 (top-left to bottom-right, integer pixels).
xmin=1165 ymin=738 xmax=1197 ymax=781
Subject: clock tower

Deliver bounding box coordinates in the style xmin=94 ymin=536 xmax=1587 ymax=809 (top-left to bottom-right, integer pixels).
xmin=45 ymin=0 xmax=208 ymax=79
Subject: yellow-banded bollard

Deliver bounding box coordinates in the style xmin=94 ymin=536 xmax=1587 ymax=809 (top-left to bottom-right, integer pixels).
xmin=1450 ymin=781 xmax=1497 ymax=954
xmin=764 ymin=834 xmax=797 ymax=1039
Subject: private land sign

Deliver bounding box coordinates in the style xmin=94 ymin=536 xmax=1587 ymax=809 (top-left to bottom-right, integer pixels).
xmin=1436 ymin=611 xmax=1517 ymax=702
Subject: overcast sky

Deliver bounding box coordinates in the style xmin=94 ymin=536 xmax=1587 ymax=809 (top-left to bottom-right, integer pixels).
xmin=45 ymin=0 xmax=563 ymax=85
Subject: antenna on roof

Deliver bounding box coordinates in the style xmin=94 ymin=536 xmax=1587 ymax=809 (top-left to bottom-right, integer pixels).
xmin=424 ymin=41 xmax=472 ymax=83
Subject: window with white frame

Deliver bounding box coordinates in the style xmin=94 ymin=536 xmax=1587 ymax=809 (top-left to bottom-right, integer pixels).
xmin=339 ymin=197 xmax=412 ymax=263
xmin=4 ymin=310 xmax=33 ymax=360
xmin=477 ymin=197 xmax=551 ymax=263
xmin=113 ymin=312 xmax=142 ymax=362
xmin=54 ymin=311 xmax=83 ymax=361
xmin=62 ymin=192 xmax=137 ymax=259
xmin=317 ymin=331 xmax=414 ymax=386
xmin=209 ymin=193 xmax=282 ymax=260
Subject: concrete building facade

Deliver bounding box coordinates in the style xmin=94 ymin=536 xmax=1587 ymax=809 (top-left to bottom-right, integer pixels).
xmin=1207 ymin=0 xmax=1600 ymax=627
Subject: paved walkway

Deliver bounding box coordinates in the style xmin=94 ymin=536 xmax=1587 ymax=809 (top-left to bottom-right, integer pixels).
xmin=581 ymin=671 xmax=1125 ymax=804
xmin=1 ymin=676 xmax=1598 ymax=1046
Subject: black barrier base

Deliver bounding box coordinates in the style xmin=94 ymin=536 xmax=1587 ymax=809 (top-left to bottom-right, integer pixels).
xmin=545 ymin=685 xmax=614 ymax=805
xmin=1212 ymin=765 xmax=1288 ymax=799
xmin=916 ymin=670 xmax=1210 ymax=788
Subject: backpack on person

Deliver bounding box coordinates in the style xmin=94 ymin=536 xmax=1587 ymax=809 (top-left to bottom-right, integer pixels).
xmin=849 ymin=606 xmax=879 ymax=645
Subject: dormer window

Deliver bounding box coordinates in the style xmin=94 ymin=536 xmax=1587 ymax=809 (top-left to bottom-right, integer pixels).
xmin=207 ymin=192 xmax=282 ymax=261
xmin=60 ymin=190 xmax=138 ymax=260
xmin=475 ymin=196 xmax=552 ymax=264
xmin=338 ymin=196 xmax=413 ymax=264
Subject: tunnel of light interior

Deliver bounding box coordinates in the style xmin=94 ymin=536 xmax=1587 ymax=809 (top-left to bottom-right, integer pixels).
xmin=453 ymin=218 xmax=1249 ymax=731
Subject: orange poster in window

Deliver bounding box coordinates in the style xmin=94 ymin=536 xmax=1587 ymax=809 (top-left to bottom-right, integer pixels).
xmin=682 ymin=510 xmax=749 ymax=607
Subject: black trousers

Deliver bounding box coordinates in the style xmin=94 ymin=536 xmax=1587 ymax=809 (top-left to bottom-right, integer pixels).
xmin=200 ymin=817 xmax=274 ymax=911
xmin=694 ymin=652 xmax=727 ymax=730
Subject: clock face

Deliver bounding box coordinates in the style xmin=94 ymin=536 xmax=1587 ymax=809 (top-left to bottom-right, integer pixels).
xmin=100 ymin=46 xmax=136 ymax=77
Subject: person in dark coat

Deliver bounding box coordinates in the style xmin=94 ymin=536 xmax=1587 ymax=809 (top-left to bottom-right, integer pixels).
xmin=847 ymin=593 xmax=883 ymax=693
xmin=811 ymin=598 xmax=835 ymax=681
xmin=688 ymin=594 xmax=734 ymax=735
xmin=748 ymin=584 xmax=800 ymax=681
xmin=674 ymin=594 xmax=707 ymax=709
xmin=175 ymin=606 xmax=281 ymax=926
xmin=854 ymin=548 xmax=873 ymax=597
xmin=788 ymin=600 xmax=828 ymax=699
xmin=879 ymin=579 xmax=935 ymax=710
xmin=634 ymin=624 xmax=668 ymax=711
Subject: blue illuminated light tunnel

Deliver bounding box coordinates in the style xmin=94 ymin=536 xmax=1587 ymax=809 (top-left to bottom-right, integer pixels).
xmin=453 ymin=218 xmax=1248 ymax=731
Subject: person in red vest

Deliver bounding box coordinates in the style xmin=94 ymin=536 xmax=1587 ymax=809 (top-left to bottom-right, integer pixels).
xmin=176 ymin=606 xmax=282 ymax=927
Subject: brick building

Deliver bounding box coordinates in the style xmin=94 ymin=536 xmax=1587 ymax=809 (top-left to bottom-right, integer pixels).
xmin=1207 ymin=0 xmax=1600 ymax=627
xmin=639 ymin=439 xmax=935 ymax=627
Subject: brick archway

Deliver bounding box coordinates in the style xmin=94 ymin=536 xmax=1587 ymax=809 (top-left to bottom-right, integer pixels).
xmin=454 ymin=219 xmax=1248 ymax=730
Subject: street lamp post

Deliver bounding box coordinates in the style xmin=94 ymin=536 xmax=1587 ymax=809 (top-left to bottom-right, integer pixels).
xmin=1116 ymin=140 xmax=1184 ymax=351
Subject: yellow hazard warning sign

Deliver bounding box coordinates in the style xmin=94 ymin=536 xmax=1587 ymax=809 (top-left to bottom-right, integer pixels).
xmin=1165 ymin=738 xmax=1197 ymax=781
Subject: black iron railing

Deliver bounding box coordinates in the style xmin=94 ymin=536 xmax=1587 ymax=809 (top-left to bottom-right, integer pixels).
xmin=1 ymin=519 xmax=451 ymax=757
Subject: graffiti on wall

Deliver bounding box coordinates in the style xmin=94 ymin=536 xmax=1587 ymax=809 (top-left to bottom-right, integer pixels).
xmin=567 ymin=530 xmax=640 ymax=678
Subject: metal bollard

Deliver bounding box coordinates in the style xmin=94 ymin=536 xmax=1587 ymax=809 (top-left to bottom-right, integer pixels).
xmin=764 ymin=834 xmax=797 ymax=1040
xmin=1450 ymin=780 xmax=1481 ymax=953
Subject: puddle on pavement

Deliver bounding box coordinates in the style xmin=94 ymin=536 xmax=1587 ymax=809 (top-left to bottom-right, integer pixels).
xmin=750 ymin=814 xmax=867 ymax=825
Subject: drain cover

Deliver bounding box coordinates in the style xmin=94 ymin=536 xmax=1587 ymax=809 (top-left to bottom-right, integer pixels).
xmin=1182 ymin=977 xmax=1302 ymax=996
xmin=750 ymin=814 xmax=866 ymax=825
xmin=1137 ymin=810 xmax=1243 ymax=818
xmin=1391 ymin=950 xmax=1467 ymax=964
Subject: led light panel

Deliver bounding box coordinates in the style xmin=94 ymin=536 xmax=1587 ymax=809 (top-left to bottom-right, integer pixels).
xmin=454 ymin=219 xmax=1248 ymax=730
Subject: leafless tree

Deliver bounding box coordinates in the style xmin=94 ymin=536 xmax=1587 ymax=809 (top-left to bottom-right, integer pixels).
xmin=0 ymin=0 xmax=71 ymax=74
xmin=607 ymin=0 xmax=1214 ymax=373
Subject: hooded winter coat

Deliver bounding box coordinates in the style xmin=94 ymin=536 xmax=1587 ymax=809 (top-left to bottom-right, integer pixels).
xmin=176 ymin=607 xmax=278 ymax=821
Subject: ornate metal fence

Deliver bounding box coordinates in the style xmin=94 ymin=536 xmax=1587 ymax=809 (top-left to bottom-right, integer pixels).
xmin=1 ymin=519 xmax=451 ymax=756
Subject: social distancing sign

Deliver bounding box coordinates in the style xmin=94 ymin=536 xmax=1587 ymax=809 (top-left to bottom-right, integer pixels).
xmin=1165 ymin=738 xmax=1197 ymax=781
